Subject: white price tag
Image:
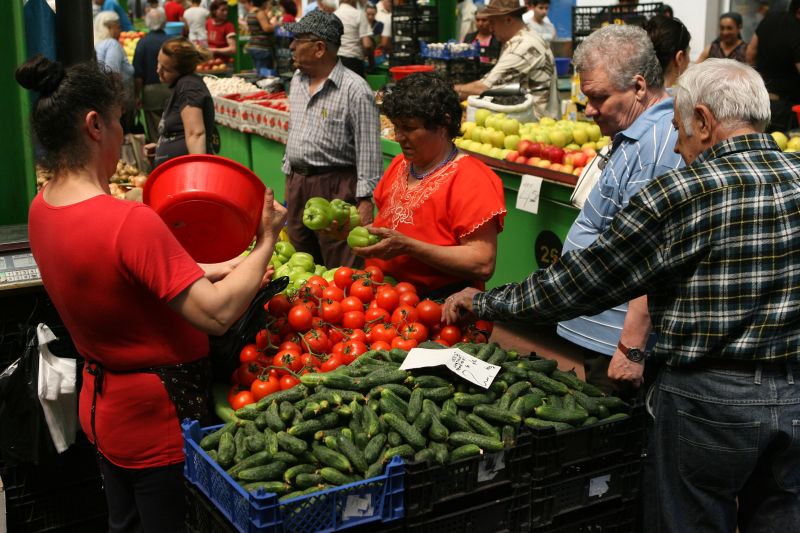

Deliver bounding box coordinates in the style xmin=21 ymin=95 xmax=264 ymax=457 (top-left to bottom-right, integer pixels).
xmin=342 ymin=494 xmax=374 ymax=520
xmin=401 ymin=348 xmax=501 ymax=389
xmin=588 ymin=474 xmax=611 ymax=498
xmin=516 ymin=174 xmax=543 ymax=214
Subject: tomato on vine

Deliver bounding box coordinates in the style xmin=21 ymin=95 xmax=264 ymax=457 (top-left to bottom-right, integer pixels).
xmin=398 ymin=291 xmax=420 ymax=307
xmin=349 ymin=279 xmax=375 ymax=303
xmin=320 ymin=299 xmax=344 ymax=324
xmin=365 ymin=307 xmax=390 ymax=323
xmin=280 ymin=374 xmax=300 ymax=390
xmin=375 ymin=288 xmax=399 ymax=313
xmin=320 ymin=352 xmax=344 ymax=372
xmin=370 ymin=340 xmax=391 ymax=351
xmin=334 ymin=267 xmax=355 ymax=290
xmin=391 ymin=305 xmax=419 ymax=326
xmin=230 ymin=390 xmax=255 ymax=410
xmin=250 ymin=376 xmax=280 ymax=400
xmin=439 ymin=325 xmax=462 ymax=346
xmin=288 ymin=305 xmax=314 ymax=331
xmin=416 ymin=299 xmax=442 ymax=327
xmin=341 ymin=296 xmax=365 ymax=313
xmin=391 ymin=336 xmax=418 ymax=350
xmin=237 ymin=362 xmax=261 ymax=388
xmin=239 ymin=344 xmax=259 ymax=364
xmin=394 ymin=282 xmax=417 ymax=294
xmin=364 ymin=265 xmax=384 ymax=283
xmin=267 ymin=294 xmax=291 ymax=317
xmin=303 ymin=328 xmax=330 ymax=354
xmin=322 ymin=286 xmax=345 ymax=302
xmin=342 ymin=310 xmax=366 ymax=330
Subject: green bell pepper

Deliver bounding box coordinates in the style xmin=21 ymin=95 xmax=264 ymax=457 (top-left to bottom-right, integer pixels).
xmin=348 ymin=205 xmax=361 ymax=229
xmin=314 ymin=264 xmax=327 ymax=276
xmin=303 ymin=204 xmax=332 ymax=231
xmin=274 ymin=241 xmax=296 ymax=263
xmin=305 ymin=197 xmax=330 ymax=210
xmin=287 ymin=252 xmax=316 ymax=272
xmin=347 ymin=226 xmax=381 ymax=248
xmin=329 ymin=199 xmax=352 ymax=227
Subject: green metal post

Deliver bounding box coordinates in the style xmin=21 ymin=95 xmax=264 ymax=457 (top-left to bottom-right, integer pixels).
xmin=437 ymin=0 xmax=457 ymax=42
xmin=1 ymin=1 xmax=36 ymax=225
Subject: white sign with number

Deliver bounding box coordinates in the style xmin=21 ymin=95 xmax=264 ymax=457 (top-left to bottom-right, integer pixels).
xmin=400 ymin=348 xmax=501 ymax=389
xmin=516 ymin=174 xmax=544 ymax=214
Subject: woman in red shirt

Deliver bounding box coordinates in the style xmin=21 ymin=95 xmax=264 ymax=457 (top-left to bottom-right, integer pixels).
xmin=16 ymin=54 xmax=285 ymax=532
xmin=206 ymin=0 xmax=237 ymax=57
xmin=352 ymin=73 xmax=506 ymax=298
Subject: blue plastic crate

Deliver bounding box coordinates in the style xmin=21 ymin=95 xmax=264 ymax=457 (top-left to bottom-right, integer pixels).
xmin=420 ymin=41 xmax=480 ymax=60
xmin=182 ymin=420 xmax=405 ymax=533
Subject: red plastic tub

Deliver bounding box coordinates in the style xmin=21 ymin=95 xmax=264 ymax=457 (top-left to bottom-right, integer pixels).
xmin=793 ymin=105 xmax=800 ymax=125
xmin=388 ymin=65 xmax=435 ymax=81
xmin=143 ymin=154 xmax=265 ymax=263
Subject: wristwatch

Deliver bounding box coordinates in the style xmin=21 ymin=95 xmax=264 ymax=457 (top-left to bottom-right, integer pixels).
xmin=617 ymin=341 xmax=647 ymax=363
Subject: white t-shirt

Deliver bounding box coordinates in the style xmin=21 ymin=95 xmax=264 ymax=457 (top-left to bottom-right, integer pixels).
xmin=376 ymin=3 xmax=391 ymax=38
xmin=183 ymin=6 xmax=210 ymax=42
xmin=334 ymin=4 xmax=372 ymax=59
xmin=524 ymin=12 xmax=556 ymax=43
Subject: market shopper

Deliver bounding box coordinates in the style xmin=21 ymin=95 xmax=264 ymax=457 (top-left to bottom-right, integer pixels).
xmin=696 ymin=12 xmax=748 ymax=64
xmin=523 ymin=0 xmax=556 ymax=44
xmin=643 ymin=15 xmax=691 ymax=90
xmin=453 ymin=0 xmax=558 ymax=119
xmin=334 ymin=0 xmax=374 ymax=77
xmin=94 ymin=11 xmax=136 ymax=132
xmin=95 ymin=0 xmax=134 ymax=32
xmin=245 ymin=0 xmax=278 ymax=74
xmin=17 ymin=54 xmax=286 ymax=533
xmin=206 ymin=0 xmax=237 ymax=58
xmin=444 ymin=58 xmax=800 ymax=532
xmin=462 ymin=7 xmax=501 ymax=65
xmin=133 ymin=7 xmax=172 ymax=144
xmin=145 ymin=38 xmax=217 ymax=167
xmin=183 ymin=0 xmax=211 ymax=49
xmin=352 ymin=73 xmax=506 ymax=298
xmin=558 ymin=24 xmax=684 ymax=393
xmin=282 ymin=11 xmax=382 ymax=268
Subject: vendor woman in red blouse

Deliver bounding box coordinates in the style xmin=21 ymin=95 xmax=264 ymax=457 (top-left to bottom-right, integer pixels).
xmin=206 ymin=0 xmax=237 ymax=58
xmin=352 ymin=72 xmax=506 ymax=298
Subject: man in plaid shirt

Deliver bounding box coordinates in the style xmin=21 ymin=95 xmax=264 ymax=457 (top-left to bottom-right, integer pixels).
xmin=444 ymin=59 xmax=800 ymax=530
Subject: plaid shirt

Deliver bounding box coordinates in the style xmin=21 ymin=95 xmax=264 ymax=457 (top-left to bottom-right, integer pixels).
xmin=475 ymin=134 xmax=800 ymax=367
xmin=282 ymin=61 xmax=382 ymax=198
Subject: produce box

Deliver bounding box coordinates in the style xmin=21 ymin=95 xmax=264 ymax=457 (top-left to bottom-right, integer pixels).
xmin=529 ymin=457 xmax=641 ymax=528
xmin=243 ymin=100 xmax=290 ymax=143
xmin=183 ymin=420 xmax=405 ymax=533
xmin=531 ymin=498 xmax=638 ymax=532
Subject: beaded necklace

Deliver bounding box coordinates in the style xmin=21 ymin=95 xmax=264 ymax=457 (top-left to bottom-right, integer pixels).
xmin=408 ymin=145 xmax=458 ymax=180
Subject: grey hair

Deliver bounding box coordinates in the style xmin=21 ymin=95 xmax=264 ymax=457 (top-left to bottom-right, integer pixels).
xmin=573 ymin=24 xmax=663 ymax=90
xmin=93 ymin=11 xmax=120 ymax=43
xmin=319 ymin=0 xmax=338 ymax=9
xmin=675 ymin=58 xmax=771 ymax=135
xmin=145 ymin=7 xmax=167 ymax=31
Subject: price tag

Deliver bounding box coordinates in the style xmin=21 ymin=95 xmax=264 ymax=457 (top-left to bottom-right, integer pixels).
xmin=401 ymin=348 xmax=501 ymax=389
xmin=342 ymin=494 xmax=374 ymax=520
xmin=516 ymin=174 xmax=543 ymax=214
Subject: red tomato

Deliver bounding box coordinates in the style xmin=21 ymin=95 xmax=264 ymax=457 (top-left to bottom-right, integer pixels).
xmin=394 ymin=282 xmax=417 ymax=294
xmin=364 ymin=265 xmax=384 ymax=283
xmin=341 ymin=296 xmax=365 ymax=313
xmin=307 ymin=275 xmax=329 ymax=288
xmin=272 ymin=317 xmax=292 ymax=338
xmin=439 ymin=325 xmax=463 ymax=346
xmin=280 ymin=374 xmax=300 ymax=390
xmin=239 ymin=344 xmax=259 ymax=364
xmin=473 ymin=320 xmax=494 ymax=335
xmin=375 ymin=288 xmax=400 ymax=313
xmin=267 ymin=294 xmax=291 ymax=317
xmin=431 ymin=339 xmax=450 ymax=347
xmin=311 ymin=316 xmax=325 ymax=329
xmin=250 ymin=376 xmax=280 ymax=400
xmin=342 ymin=311 xmax=366 ymax=330
xmin=322 ymin=286 xmax=345 ymax=302
xmin=319 ymin=299 xmax=344 ymax=324
xmin=399 ymin=291 xmax=420 ymax=307
xmin=368 ymin=299 xmax=380 ymax=309
xmin=371 ymin=323 xmax=397 ymax=343
xmin=288 ymin=305 xmax=314 ymax=331
xmin=346 ymin=328 xmax=367 ymax=343
xmin=278 ymin=341 xmax=302 ymax=354
xmin=365 ymin=307 xmax=390 ymax=323
xmin=415 ymin=299 xmax=443 ymax=327
xmin=344 ymin=339 xmax=368 ymax=357
xmin=327 ymin=327 xmax=345 ymax=345
xmin=230 ymin=390 xmax=255 ymax=410
xmin=299 ymin=352 xmax=320 ymax=368
xmin=391 ymin=305 xmax=419 ymax=326
xmin=349 ymin=279 xmax=375 ymax=304
xmin=254 ymin=330 xmax=269 ymax=351
xmin=401 ymin=322 xmax=429 ymax=343
xmin=237 ymin=362 xmax=261 ymax=388
xmin=320 ymin=352 xmax=344 ymax=372
xmin=391 ymin=337 xmax=418 ymax=350
xmin=275 ymin=350 xmax=302 ymax=373
xmin=298 ymin=283 xmax=324 ymax=301
xmin=462 ymin=330 xmax=488 ymax=344
xmin=227 ymin=384 xmax=243 ymax=405
xmin=330 ymin=341 xmax=345 ymax=355
xmin=334 ymin=267 xmax=355 ymax=290
xmin=370 ymin=340 xmax=392 ymax=351
xmin=303 ymin=328 xmax=330 ymax=354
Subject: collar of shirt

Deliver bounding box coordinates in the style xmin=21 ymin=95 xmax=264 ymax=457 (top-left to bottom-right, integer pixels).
xmin=613 ymin=97 xmax=675 ymax=148
xmin=298 ymin=59 xmax=346 ymax=97
xmin=694 ymin=132 xmax=780 ymax=166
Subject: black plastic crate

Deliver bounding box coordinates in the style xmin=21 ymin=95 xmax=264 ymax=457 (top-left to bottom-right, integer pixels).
xmin=392 ymin=5 xmax=436 ymax=22
xmin=525 ymin=403 xmax=645 ymax=481
xmin=404 ymin=431 xmax=531 ymax=517
xmin=404 ymin=475 xmax=531 ymax=533
xmin=186 ymin=481 xmax=237 ymax=533
xmin=393 ymin=21 xmax=437 ymax=38
xmin=530 ymin=458 xmax=641 ymax=528
xmin=533 ymin=498 xmax=639 ymax=533
xmin=571 ymin=2 xmax=664 ymax=48
xmin=424 ymin=58 xmax=480 ymax=85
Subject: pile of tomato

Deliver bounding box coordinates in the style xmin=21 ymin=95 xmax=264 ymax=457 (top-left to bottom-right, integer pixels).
xmin=227 ymin=265 xmax=493 ymax=410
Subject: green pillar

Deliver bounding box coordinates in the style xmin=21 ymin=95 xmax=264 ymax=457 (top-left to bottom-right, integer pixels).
xmin=1 ymin=1 xmax=36 ymax=225
xmin=438 ymin=0 xmax=457 ymax=42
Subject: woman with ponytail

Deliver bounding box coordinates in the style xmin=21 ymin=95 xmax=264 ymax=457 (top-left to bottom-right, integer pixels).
xmin=17 ymin=55 xmax=286 ymax=532
xmin=144 ymin=37 xmax=217 ymax=167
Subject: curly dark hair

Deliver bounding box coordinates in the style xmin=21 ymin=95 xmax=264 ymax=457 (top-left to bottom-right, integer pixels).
xmin=381 ymin=72 xmax=462 ymax=139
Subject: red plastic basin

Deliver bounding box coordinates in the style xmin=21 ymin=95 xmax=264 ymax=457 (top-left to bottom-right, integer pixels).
xmin=143 ymin=155 xmax=265 ymax=263
xmin=389 ymin=65 xmax=435 ymax=81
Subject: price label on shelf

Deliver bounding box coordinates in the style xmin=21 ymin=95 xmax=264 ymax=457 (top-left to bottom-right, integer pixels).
xmin=401 ymin=348 xmax=501 ymax=389
xmin=516 ymin=174 xmax=543 ymax=214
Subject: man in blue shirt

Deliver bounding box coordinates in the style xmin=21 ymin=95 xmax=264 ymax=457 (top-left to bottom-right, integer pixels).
xmin=556 ymin=24 xmax=684 ymax=394
xmin=96 ymin=0 xmax=134 ymax=31
xmin=133 ymin=7 xmax=171 ymax=143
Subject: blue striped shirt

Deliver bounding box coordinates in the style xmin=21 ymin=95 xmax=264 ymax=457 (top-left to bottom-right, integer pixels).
xmin=556 ymin=98 xmax=684 ymax=356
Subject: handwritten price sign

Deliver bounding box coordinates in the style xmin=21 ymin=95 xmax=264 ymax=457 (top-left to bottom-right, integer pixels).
xmin=400 ymin=348 xmax=501 ymax=389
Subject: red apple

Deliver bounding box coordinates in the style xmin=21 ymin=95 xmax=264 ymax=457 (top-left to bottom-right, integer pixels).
xmin=505 ymin=150 xmax=520 ymax=162
xmin=515 ymin=156 xmax=528 ymax=164
xmin=570 ymin=152 xmax=588 ymax=168
xmin=517 ymin=140 xmax=533 ymax=158
xmin=526 ymin=156 xmax=541 ymax=166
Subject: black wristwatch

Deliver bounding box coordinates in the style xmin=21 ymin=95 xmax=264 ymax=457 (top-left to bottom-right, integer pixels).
xmin=617 ymin=341 xmax=647 ymax=363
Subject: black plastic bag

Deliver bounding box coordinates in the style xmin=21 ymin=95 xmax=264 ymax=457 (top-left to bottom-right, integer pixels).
xmin=0 ymin=327 xmax=57 ymax=465
xmin=208 ymin=277 xmax=289 ymax=377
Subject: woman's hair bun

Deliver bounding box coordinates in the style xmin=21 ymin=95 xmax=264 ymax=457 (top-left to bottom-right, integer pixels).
xmin=15 ymin=54 xmax=66 ymax=96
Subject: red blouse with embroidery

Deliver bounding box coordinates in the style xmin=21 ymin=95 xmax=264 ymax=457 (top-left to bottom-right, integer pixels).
xmin=366 ymin=154 xmax=506 ymax=295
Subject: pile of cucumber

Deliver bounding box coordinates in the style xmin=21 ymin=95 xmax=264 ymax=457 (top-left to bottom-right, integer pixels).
xmin=198 ymin=342 xmax=630 ymax=501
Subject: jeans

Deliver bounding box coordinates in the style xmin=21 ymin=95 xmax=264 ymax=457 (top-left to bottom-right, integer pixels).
xmin=247 ymin=47 xmax=273 ymax=74
xmin=644 ymin=362 xmax=800 ymax=532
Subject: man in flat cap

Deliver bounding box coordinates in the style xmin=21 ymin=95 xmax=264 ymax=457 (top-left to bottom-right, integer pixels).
xmin=454 ymin=0 xmax=558 ymax=118
xmin=282 ymin=10 xmax=382 ymax=268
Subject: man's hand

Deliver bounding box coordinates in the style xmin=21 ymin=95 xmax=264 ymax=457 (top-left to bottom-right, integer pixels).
xmin=442 ymin=287 xmax=481 ymax=324
xmin=607 ymin=348 xmax=644 ymax=389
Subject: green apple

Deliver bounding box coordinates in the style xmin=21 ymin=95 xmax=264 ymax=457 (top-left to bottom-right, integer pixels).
xmin=534 ymin=132 xmax=550 ymax=144
xmin=488 ymin=147 xmax=503 ymax=159
xmin=460 ymin=121 xmax=476 ymax=135
xmin=490 ymin=129 xmax=506 ymax=148
xmin=565 ymin=143 xmax=581 ymax=151
xmin=501 ymin=118 xmax=520 ymax=136
xmin=539 ymin=116 xmax=556 ymax=127
xmin=572 ymin=127 xmax=589 ymax=145
xmin=500 ymin=148 xmax=511 ymax=158
xmin=787 ymin=136 xmax=800 ymax=151
xmin=480 ymin=128 xmax=495 ymax=145
xmin=485 ymin=115 xmax=497 ymax=130
xmin=475 ymin=109 xmax=491 ymax=127
xmin=587 ymin=124 xmax=602 ymax=142
xmin=504 ymin=134 xmax=520 ymax=150
xmin=771 ymin=131 xmax=789 ymax=151
xmin=549 ymin=129 xmax=570 ymax=148
xmin=596 ymin=135 xmax=611 ymax=149
xmin=471 ymin=126 xmax=485 ymax=143
xmin=478 ymin=143 xmax=494 ymax=156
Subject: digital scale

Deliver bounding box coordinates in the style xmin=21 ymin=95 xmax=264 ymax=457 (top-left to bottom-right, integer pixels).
xmin=0 ymin=224 xmax=42 ymax=291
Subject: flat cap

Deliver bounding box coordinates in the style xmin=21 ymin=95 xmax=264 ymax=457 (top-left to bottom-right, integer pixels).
xmin=284 ymin=10 xmax=344 ymax=46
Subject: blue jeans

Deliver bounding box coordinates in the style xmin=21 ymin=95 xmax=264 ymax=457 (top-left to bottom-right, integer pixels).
xmin=644 ymin=362 xmax=800 ymax=532
xmin=247 ymin=47 xmax=273 ymax=73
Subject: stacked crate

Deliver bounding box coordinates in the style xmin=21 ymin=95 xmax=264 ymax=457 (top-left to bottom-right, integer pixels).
xmin=390 ymin=2 xmax=438 ymax=66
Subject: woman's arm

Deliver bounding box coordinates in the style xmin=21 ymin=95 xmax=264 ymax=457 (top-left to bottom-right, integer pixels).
xmin=745 ymin=35 xmax=758 ymax=65
xmin=180 ymin=105 xmax=207 ymax=154
xmin=256 ymin=10 xmax=276 ymax=33
xmin=353 ymin=221 xmax=499 ymax=281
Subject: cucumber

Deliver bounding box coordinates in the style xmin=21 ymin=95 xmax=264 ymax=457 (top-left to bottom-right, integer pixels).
xmin=306 ymin=391 xmax=341 ymax=406
xmin=320 ymin=467 xmax=356 ymax=485
xmin=319 ymin=373 xmax=360 ymax=391
xmin=466 ymin=413 xmax=501 ymax=439
xmin=412 ymin=411 xmax=432 ymax=433
xmin=501 ymin=425 xmax=516 ymax=447
xmin=448 ymin=432 xmax=504 ymax=452
xmin=474 ymin=343 xmax=497 ymax=361
xmin=364 ymin=433 xmax=387 ymax=464
xmin=499 ymin=363 xmax=530 ymax=380
xmin=440 ymin=411 xmax=473 ymax=433
xmin=358 ymin=368 xmax=409 ymax=391
xmin=453 ymin=392 xmax=496 ymax=407
xmin=551 ymin=369 xmax=584 ymax=391
xmin=368 ymin=383 xmax=411 ymax=400
xmin=295 ymin=473 xmax=325 ymax=489
xmin=365 ymin=460 xmax=385 ymax=479
xmin=277 ymin=431 xmax=308 ymax=455
xmin=419 ymin=386 xmax=455 ymax=402
xmin=361 ymin=402 xmax=381 ymax=438
xmin=441 ymin=398 xmax=457 ymax=416
xmin=597 ymin=404 xmax=610 ymax=419
xmin=244 ymin=481 xmax=291 ymax=494
xmin=290 ymin=451 xmax=315 ymax=465
xmin=206 ymin=450 xmax=218 ymax=462
xmin=510 ymin=393 xmax=543 ymax=417
xmin=569 ymin=390 xmax=600 ymax=415
xmin=379 ymin=388 xmax=410 ymax=415
xmin=581 ymin=381 xmax=605 ymax=397
xmin=323 ymin=435 xmax=338 ymax=452
xmin=595 ymin=396 xmax=628 ymax=412
xmin=490 ymin=379 xmax=511 ymax=394
xmin=336 ymin=435 xmax=369 ymax=474
xmin=428 ymin=441 xmax=449 ymax=465
xmin=387 ymin=431 xmax=403 ymax=447
xmin=279 ymin=401 xmax=297 ymax=422
xmin=233 ymin=429 xmax=250 ymax=463
xmin=428 ymin=414 xmax=449 ymax=442
xmin=421 ymin=399 xmax=441 ymax=417
xmin=383 ymin=412 xmax=427 ymax=450
xmin=217 ymin=432 xmax=236 ymax=468
xmin=311 ymin=443 xmax=353 ymax=473
xmin=527 ymin=371 xmax=569 ymax=395
xmin=234 ymin=404 xmax=260 ymax=421
xmin=254 ymin=411 xmax=269 ymax=431
xmin=546 ymin=394 xmax=564 ymax=409
xmin=534 ymin=405 xmax=590 ymax=424
xmin=582 ymin=416 xmax=599 ymax=426
xmin=413 ymin=448 xmax=435 ymax=464
xmin=334 ymin=404 xmax=352 ymax=417
xmin=388 ymin=348 xmax=408 ymax=363
xmin=284 ymin=463 xmax=317 ymax=484
xmin=245 ymin=434 xmax=266 ymax=453
xmin=450 ymin=444 xmax=482 ymax=461
xmin=412 ymin=375 xmax=451 ymax=388
xmin=200 ymin=421 xmax=237 ymax=451
xmin=457 ymin=343 xmax=480 ymax=356
xmin=524 ymin=417 xmax=573 ymax=432
xmin=473 ymin=404 xmax=522 ymax=426
xmin=382 ymin=444 xmax=415 ymax=462
xmin=227 ymin=450 xmax=272 ymax=478
xmin=322 ymin=388 xmax=367 ymax=403
xmin=238 ymin=461 xmax=286 ymax=482
xmin=563 ymin=394 xmax=577 ymax=410
xmin=599 ymin=412 xmax=630 ymax=424
xmin=516 ymin=358 xmax=558 ymax=374
xmin=302 ymin=400 xmax=331 ymax=420
xmin=288 ymin=413 xmax=339 ymax=438
xmin=265 ymin=401 xmax=286 ymax=432
xmin=486 ymin=346 xmax=508 ymax=365
xmin=498 ymin=381 xmax=532 ymax=410
xmin=406 ymin=388 xmax=424 ymax=422
xmin=255 ymin=385 xmax=308 ymax=411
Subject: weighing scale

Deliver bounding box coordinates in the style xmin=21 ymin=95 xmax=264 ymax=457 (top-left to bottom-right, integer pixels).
xmin=0 ymin=224 xmax=41 ymax=290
